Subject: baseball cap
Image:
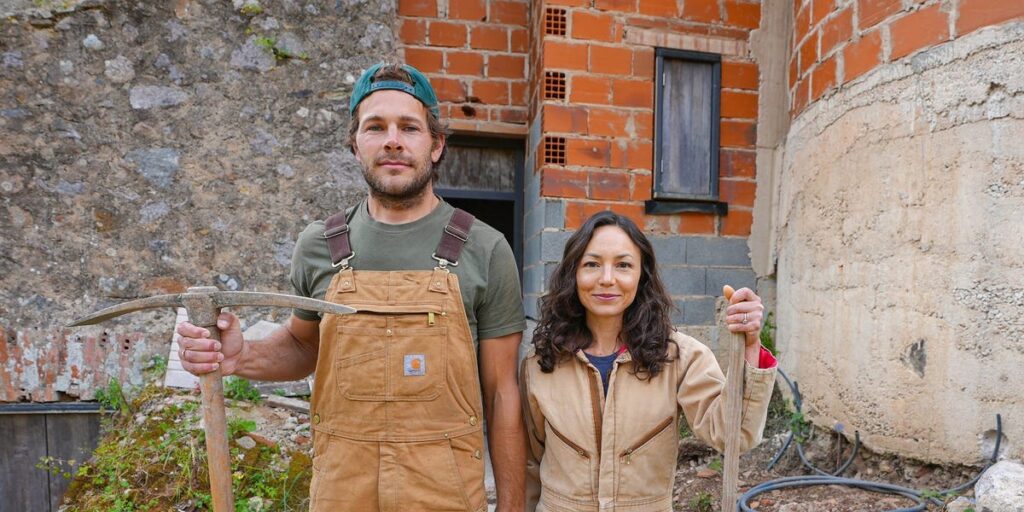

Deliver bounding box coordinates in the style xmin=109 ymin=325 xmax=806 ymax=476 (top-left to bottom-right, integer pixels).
xmin=349 ymin=63 xmax=440 ymax=118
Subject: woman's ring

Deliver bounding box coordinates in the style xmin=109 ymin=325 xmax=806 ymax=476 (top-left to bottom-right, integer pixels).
xmin=741 ymin=313 xmax=749 ymax=324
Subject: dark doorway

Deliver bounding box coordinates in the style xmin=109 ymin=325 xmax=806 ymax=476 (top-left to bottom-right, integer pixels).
xmin=436 ymin=136 xmax=524 ymax=273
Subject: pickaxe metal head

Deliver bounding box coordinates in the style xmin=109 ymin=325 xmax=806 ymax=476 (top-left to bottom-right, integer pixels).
xmin=71 ymin=287 xmax=355 ymax=327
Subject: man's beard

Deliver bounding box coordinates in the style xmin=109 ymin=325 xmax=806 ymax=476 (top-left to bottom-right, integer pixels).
xmin=362 ymin=153 xmax=437 ymax=209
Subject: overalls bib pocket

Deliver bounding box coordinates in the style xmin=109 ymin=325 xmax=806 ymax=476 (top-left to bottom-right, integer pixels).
xmin=336 ymin=302 xmax=448 ymax=402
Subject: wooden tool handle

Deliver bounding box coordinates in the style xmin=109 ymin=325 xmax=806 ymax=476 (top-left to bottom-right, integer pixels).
xmin=721 ymin=285 xmax=745 ymax=511
xmin=182 ymin=287 xmax=235 ymax=512
xmin=198 ymin=321 xmax=234 ymax=512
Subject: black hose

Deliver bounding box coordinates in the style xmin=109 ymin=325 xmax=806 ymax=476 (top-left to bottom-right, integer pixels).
xmin=739 ymin=476 xmax=931 ymax=512
xmin=739 ymin=367 xmax=1004 ymax=511
xmin=795 ymin=429 xmax=860 ymax=477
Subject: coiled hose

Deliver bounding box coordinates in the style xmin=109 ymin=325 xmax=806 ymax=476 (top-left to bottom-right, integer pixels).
xmin=738 ymin=368 xmax=1003 ymax=511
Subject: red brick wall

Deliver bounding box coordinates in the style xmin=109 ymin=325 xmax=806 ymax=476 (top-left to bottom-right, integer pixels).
xmin=398 ymin=0 xmax=531 ymax=134
xmin=792 ymin=0 xmax=1024 ymax=116
xmin=534 ymin=0 xmax=761 ymax=237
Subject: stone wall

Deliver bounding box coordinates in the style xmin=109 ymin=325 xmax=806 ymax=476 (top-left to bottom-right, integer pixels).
xmin=775 ymin=22 xmax=1024 ymax=463
xmin=0 ymin=0 xmax=393 ymax=400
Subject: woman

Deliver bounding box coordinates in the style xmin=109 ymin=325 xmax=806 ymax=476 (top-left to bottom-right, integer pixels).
xmin=521 ymin=211 xmax=777 ymax=511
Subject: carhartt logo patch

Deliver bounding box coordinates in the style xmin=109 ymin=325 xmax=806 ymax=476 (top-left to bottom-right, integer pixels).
xmin=404 ymin=355 xmax=426 ymax=376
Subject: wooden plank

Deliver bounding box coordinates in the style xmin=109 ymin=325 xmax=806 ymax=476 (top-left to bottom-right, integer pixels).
xmin=263 ymin=394 xmax=311 ymax=414
xmin=436 ymin=145 xmax=517 ymax=192
xmin=45 ymin=413 xmax=103 ymax=511
xmin=0 ymin=414 xmax=50 ymax=512
xmin=660 ymin=59 xmax=715 ymax=197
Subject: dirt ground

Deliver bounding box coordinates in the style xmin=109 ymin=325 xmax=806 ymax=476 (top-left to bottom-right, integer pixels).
xmin=66 ymin=383 xmax=985 ymax=511
xmin=672 ymin=389 xmax=984 ymax=512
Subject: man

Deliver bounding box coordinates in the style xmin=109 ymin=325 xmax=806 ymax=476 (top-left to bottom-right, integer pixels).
xmin=177 ymin=62 xmax=527 ymax=511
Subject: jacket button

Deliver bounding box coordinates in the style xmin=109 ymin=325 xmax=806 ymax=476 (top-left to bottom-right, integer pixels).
xmin=313 ymin=413 xmax=321 ymax=424
xmin=469 ymin=415 xmax=478 ymax=426
xmin=386 ymin=329 xmax=393 ymax=336
xmin=473 ymin=449 xmax=481 ymax=459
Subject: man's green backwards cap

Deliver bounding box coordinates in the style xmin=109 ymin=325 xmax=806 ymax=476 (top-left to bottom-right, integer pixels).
xmin=349 ymin=63 xmax=440 ymax=118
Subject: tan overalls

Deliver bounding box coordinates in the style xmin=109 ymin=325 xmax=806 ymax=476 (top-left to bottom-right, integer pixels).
xmin=308 ymin=209 xmax=487 ymax=512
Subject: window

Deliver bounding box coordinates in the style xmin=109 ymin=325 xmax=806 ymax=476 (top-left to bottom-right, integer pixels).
xmin=647 ymin=48 xmax=726 ymax=215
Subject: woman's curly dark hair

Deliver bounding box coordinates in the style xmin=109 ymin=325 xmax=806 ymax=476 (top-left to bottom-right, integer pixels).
xmin=533 ymin=211 xmax=676 ymax=379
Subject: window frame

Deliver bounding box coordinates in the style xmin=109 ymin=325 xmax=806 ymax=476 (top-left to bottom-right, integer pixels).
xmin=646 ymin=47 xmax=728 ymax=216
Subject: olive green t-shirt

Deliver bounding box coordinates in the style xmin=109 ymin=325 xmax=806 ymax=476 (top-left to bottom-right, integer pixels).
xmin=289 ymin=198 xmax=526 ymax=344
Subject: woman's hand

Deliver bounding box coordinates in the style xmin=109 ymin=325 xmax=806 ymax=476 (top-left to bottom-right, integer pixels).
xmin=723 ymin=285 xmax=764 ymax=347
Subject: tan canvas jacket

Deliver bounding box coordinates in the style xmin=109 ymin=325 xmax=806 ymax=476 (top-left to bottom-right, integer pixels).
xmin=521 ymin=331 xmax=776 ymax=512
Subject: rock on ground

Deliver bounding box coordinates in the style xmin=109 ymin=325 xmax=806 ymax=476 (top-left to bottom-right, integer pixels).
xmin=975 ymin=460 xmax=1024 ymax=512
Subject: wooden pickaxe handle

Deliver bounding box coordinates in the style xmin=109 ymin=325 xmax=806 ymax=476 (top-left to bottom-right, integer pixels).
xmin=721 ymin=285 xmax=746 ymax=512
xmin=186 ymin=300 xmax=233 ymax=512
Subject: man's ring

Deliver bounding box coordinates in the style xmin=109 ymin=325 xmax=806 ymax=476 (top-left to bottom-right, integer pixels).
xmin=741 ymin=313 xmax=749 ymax=324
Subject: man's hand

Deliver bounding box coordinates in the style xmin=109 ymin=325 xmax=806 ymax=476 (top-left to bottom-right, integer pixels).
xmin=176 ymin=314 xmax=320 ymax=381
xmin=177 ymin=312 xmax=247 ymax=376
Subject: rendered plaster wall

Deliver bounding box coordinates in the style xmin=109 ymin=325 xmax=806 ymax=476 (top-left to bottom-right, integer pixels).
xmin=0 ymin=0 xmax=392 ymax=400
xmin=775 ymin=23 xmax=1024 ymax=464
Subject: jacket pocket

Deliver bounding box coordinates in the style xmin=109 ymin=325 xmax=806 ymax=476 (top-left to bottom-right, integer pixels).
xmin=335 ymin=301 xmax=448 ymax=402
xmin=619 ymin=415 xmax=674 ymax=465
xmin=616 ymin=415 xmax=677 ymax=499
xmin=541 ymin=422 xmax=594 ymax=499
xmin=549 ymin=424 xmax=590 ymax=459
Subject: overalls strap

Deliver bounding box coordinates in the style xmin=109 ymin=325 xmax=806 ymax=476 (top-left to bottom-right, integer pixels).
xmin=323 ymin=206 xmax=476 ymax=269
xmin=433 ymin=208 xmax=475 ymax=268
xmin=323 ymin=209 xmax=354 ymax=269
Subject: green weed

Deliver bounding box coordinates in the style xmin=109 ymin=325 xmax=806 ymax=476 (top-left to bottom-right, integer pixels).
xmin=760 ymin=311 xmax=777 ymax=356
xmin=239 ymin=4 xmax=263 ymax=15
xmin=229 ymin=418 xmax=258 ymax=438
xmin=679 ymin=418 xmax=693 ymax=439
xmin=789 ymin=408 xmax=812 ymax=444
xmin=252 ymin=35 xmax=309 ymax=61
xmin=688 ymin=491 xmax=714 ymax=512
xmin=94 ymin=378 xmax=130 ymax=415
xmin=224 ymin=376 xmax=262 ymax=402
xmin=36 ymin=456 xmax=78 ymax=480
xmin=919 ymin=489 xmax=955 ymax=503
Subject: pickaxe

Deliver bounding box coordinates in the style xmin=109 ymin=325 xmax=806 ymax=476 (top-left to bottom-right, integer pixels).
xmin=70 ymin=286 xmax=355 ymax=512
xmin=721 ymin=284 xmax=748 ymax=512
